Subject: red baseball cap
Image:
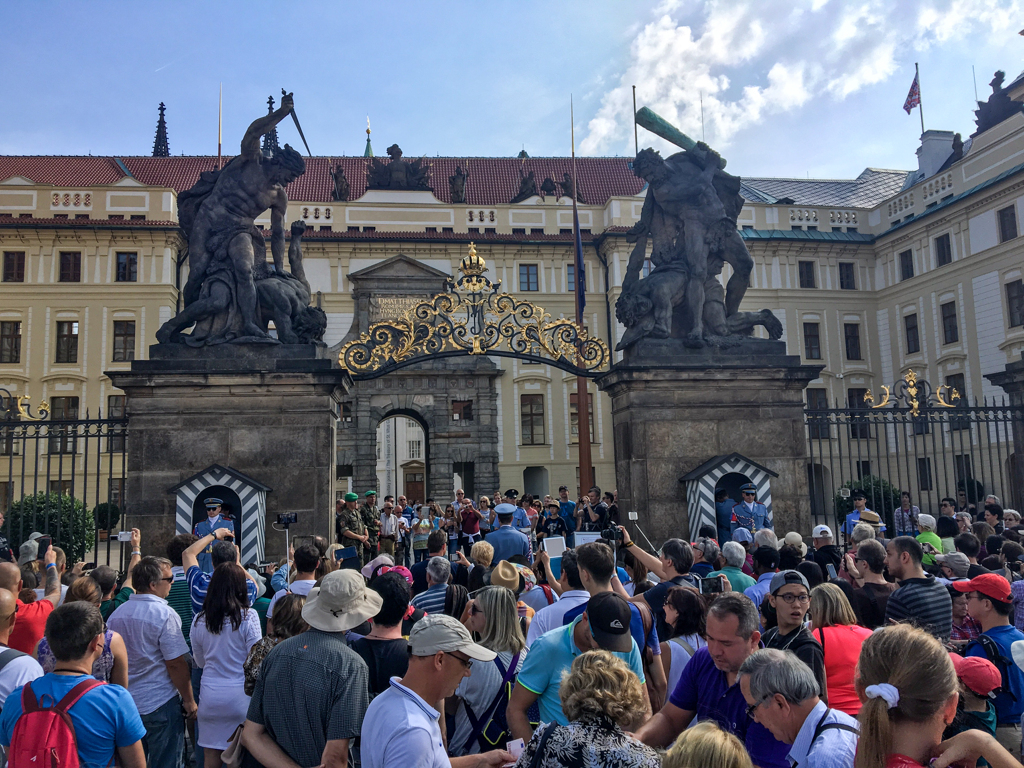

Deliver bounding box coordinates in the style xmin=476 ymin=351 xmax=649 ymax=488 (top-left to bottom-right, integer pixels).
xmin=949 ymin=653 xmax=1002 ymax=696
xmin=952 ymin=573 xmax=1013 ymax=604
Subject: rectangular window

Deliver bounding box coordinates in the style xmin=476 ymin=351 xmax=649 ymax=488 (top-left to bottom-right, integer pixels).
xmin=112 ymin=320 xmax=135 ymax=362
xmin=566 ymin=264 xmax=575 ymax=292
xmin=856 ymin=461 xmax=871 ymax=480
xmin=1006 ymin=279 xmax=1024 ymax=328
xmin=838 ymin=262 xmax=856 ymax=290
xmin=115 ymin=252 xmax=137 ymax=282
xmin=844 ymin=323 xmax=862 ymax=361
xmin=341 ymin=403 xmax=353 ymax=424
xmin=518 ymin=264 xmax=538 ymax=291
xmin=848 ymin=388 xmax=870 ymax=439
xmin=55 ymin=321 xmax=79 ymax=364
xmin=569 ymin=392 xmax=595 ymax=443
xmin=107 ymin=394 xmax=126 ymax=452
xmin=998 ymin=205 xmax=1018 ymax=243
xmin=0 ymin=321 xmax=21 ymax=364
xmin=913 ymin=415 xmax=930 ymax=435
xmin=49 ymin=480 xmax=73 ymax=496
xmin=452 ymin=400 xmax=474 ymax=422
xmin=408 ymin=440 xmax=421 ymax=459
xmin=59 ymin=252 xmax=81 ymax=282
xmin=899 ymin=250 xmax=914 ymax=281
xmin=802 ymin=322 xmax=821 ymax=360
xmin=3 ymin=252 xmax=25 ymax=283
xmin=48 ymin=396 xmax=79 ymax=453
xmin=946 ymin=374 xmax=969 ymax=431
xmin=934 ymin=233 xmax=952 ymax=267
xmin=955 ymin=454 xmax=974 ymax=487
xmin=941 ymin=301 xmax=959 ymax=344
xmin=918 ymin=457 xmax=933 ymax=491
xmin=108 ymin=478 xmax=124 ymax=508
xmin=806 ymin=388 xmax=830 ymax=439
xmin=904 ymin=313 xmax=920 ymax=354
xmin=798 ymin=261 xmax=816 ymax=288
xmin=641 ymin=258 xmax=653 ymax=278
xmin=520 ymin=394 xmax=545 ymax=445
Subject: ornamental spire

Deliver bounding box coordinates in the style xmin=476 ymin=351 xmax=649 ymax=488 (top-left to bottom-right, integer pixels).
xmin=262 ymin=95 xmax=280 ymax=155
xmin=152 ymin=103 xmax=170 ymax=157
xmin=364 ymin=116 xmax=374 ymax=158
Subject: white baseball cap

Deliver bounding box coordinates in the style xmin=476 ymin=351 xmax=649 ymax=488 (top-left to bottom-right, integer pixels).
xmin=812 ymin=525 xmax=834 ymax=540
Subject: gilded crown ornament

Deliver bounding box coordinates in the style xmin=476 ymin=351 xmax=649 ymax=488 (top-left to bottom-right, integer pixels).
xmin=863 ymin=369 xmax=960 ymax=416
xmin=339 ymin=243 xmax=609 ymax=379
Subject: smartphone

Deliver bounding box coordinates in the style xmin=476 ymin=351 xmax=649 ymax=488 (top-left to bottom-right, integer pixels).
xmin=826 ymin=563 xmax=838 ymax=580
xmin=83 ymin=562 xmax=96 ymax=571
xmin=450 ymin=553 xmax=460 ymax=563
xmin=698 ymin=576 xmax=724 ymax=595
xmin=117 ymin=530 xmax=133 ymax=542
xmin=35 ymin=535 xmax=52 ymax=559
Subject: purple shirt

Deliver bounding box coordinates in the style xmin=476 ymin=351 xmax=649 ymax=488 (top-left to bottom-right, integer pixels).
xmin=669 ymin=647 xmax=790 ymax=768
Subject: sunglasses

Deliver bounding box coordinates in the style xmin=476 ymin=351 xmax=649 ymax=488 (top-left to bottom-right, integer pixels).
xmin=159 ymin=576 xmax=174 ymax=583
xmin=444 ymin=652 xmax=473 ymax=670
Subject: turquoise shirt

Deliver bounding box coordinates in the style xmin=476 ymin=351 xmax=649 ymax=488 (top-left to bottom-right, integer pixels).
xmin=515 ymin=615 xmax=645 ymax=726
xmin=707 ymin=566 xmax=756 ymax=593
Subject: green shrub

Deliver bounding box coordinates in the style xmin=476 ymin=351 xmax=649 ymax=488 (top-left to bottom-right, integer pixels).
xmin=93 ymin=502 xmax=121 ymax=531
xmin=6 ymin=492 xmax=95 ymax=563
xmin=833 ymin=475 xmax=903 ymax=530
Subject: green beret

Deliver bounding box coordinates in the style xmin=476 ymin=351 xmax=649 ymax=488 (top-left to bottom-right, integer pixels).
xmin=344 ymin=492 xmax=359 ymax=502
xmin=365 ymin=490 xmax=378 ymax=497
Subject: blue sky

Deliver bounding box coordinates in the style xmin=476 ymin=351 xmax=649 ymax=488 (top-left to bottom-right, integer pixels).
xmin=1 ymin=0 xmax=1021 ymax=179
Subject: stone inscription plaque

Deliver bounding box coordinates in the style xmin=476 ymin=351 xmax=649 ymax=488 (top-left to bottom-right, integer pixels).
xmin=369 ymin=296 xmax=423 ymax=321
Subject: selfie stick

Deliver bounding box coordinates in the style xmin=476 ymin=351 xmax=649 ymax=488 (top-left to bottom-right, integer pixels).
xmin=633 ymin=521 xmax=658 ymax=552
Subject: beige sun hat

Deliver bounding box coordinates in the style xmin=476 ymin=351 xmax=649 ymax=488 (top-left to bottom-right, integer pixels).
xmin=783 ymin=531 xmax=808 ymax=557
xmin=301 ymin=570 xmax=383 ymax=632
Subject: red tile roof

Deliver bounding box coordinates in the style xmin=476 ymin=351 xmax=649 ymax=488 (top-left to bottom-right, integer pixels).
xmin=296 ymin=227 xmax=596 ymax=243
xmin=0 ymin=216 xmax=178 ymax=228
xmin=3 ymin=155 xmax=644 ymax=206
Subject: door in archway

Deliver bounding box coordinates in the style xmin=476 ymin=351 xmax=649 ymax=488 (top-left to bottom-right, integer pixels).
xmin=717 ymin=472 xmax=753 ymax=505
xmin=405 ymin=472 xmax=425 ymax=506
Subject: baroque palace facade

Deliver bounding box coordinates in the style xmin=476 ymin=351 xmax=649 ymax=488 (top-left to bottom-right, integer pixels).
xmin=2 ymin=77 xmax=1024 ymax=513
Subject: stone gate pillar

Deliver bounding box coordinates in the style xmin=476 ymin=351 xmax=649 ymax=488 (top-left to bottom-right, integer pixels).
xmin=597 ymin=339 xmax=822 ymax=545
xmin=986 ymin=354 xmax=1024 ymax=510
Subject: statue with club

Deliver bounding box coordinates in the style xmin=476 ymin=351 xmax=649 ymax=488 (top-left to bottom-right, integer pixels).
xmin=157 ymin=93 xmax=307 ymax=345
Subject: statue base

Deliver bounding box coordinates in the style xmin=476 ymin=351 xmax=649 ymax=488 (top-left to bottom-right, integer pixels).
xmin=107 ymin=345 xmax=351 ymax=560
xmin=597 ymin=340 xmax=822 ymax=544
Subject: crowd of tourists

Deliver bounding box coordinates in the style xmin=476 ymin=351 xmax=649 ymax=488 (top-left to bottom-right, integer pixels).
xmin=3 ymin=487 xmax=1024 ymax=768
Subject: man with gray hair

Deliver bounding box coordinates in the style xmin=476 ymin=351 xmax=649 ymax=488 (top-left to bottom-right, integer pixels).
xmin=412 ymin=556 xmax=452 ymax=615
xmin=754 ymin=528 xmax=779 ymax=550
xmin=739 ymin=648 xmax=858 ymax=768
xmin=636 ymin=594 xmax=791 ymax=768
xmin=708 ymin=542 xmax=756 ymax=592
xmin=690 ymin=537 xmax=719 ymax=578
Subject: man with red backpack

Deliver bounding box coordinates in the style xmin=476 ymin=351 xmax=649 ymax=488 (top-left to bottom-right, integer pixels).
xmin=0 ymin=601 xmax=145 ymax=768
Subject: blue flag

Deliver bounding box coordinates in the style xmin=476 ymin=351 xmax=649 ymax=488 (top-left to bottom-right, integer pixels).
xmin=572 ymin=197 xmax=586 ymax=314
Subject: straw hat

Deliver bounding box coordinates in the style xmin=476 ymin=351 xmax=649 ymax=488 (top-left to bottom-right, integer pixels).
xmin=301 ymin=570 xmax=383 ymax=632
xmin=783 ymin=532 xmax=807 ymax=557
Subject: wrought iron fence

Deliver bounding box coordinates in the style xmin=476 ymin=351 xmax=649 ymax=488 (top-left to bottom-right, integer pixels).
xmin=1 ymin=389 xmax=128 ymax=567
xmin=805 ymin=372 xmax=1023 ymax=537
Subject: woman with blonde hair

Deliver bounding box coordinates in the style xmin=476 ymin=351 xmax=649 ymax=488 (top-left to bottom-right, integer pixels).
xmin=448 ymin=585 xmax=528 ymax=756
xmin=855 ymin=623 xmax=1019 ymax=768
xmin=514 ymin=650 xmax=660 ymax=767
xmin=808 ymin=583 xmax=872 ymax=716
xmin=662 ymin=721 xmax=752 ymax=768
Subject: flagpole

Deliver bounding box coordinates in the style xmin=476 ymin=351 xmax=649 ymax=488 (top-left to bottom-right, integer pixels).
xmin=571 ymin=96 xmax=594 ymax=500
xmin=217 ymin=83 xmax=223 ymax=170
xmin=916 ymin=63 xmax=925 ymax=135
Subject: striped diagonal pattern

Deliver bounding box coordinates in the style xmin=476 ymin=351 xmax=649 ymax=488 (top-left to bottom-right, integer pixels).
xmin=684 ymin=456 xmax=774 ymax=539
xmin=174 ymin=466 xmax=266 ymax=565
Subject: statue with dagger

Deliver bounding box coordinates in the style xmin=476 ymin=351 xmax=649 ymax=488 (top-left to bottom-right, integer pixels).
xmin=158 ymin=90 xmax=318 ymax=346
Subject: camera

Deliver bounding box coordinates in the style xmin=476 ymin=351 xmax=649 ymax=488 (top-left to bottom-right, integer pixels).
xmin=116 ymin=530 xmax=133 ymax=542
xmin=698 ymin=576 xmax=725 ymax=595
xmin=276 ymin=512 xmax=298 ymax=526
xmin=600 ymin=527 xmax=624 ymax=543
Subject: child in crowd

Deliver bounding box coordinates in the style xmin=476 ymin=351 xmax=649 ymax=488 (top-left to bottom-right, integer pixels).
xmin=944 ymin=653 xmax=1000 ymax=758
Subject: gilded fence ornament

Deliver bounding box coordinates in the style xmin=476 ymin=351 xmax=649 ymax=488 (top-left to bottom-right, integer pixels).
xmin=0 ymin=389 xmax=49 ymax=421
xmin=863 ymin=370 xmax=960 ymax=416
xmin=339 ymin=243 xmax=610 ymax=379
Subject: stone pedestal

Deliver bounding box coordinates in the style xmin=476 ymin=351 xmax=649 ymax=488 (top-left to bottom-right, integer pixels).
xmin=597 ymin=339 xmax=822 ymax=544
xmin=108 ymin=345 xmax=351 ymax=560
xmin=986 ymin=354 xmax=1024 ymax=510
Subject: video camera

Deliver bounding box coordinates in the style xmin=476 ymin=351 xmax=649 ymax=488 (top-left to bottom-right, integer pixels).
xmin=600 ymin=527 xmax=624 ymax=543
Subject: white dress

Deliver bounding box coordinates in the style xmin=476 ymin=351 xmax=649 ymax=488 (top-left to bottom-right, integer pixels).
xmin=191 ymin=609 xmax=262 ymax=749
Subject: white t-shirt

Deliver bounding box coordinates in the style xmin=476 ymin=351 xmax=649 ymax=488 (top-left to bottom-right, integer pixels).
xmin=0 ymin=649 xmax=44 ymax=708
xmin=450 ymin=650 xmax=527 ymax=755
xmin=190 ymin=610 xmax=261 ymax=688
xmin=266 ymin=579 xmax=316 ymax=619
xmin=34 ymin=584 xmax=69 ymax=606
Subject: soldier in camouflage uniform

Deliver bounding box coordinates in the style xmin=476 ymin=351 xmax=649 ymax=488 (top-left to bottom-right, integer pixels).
xmin=359 ymin=490 xmax=381 ymax=564
xmin=336 ymin=491 xmax=368 ymax=566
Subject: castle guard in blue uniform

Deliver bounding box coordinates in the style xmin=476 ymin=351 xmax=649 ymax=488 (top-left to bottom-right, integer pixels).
xmin=193 ymin=497 xmax=235 ymax=572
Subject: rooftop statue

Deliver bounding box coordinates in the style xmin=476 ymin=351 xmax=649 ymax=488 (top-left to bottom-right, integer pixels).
xmin=559 ymin=172 xmax=583 ymax=203
xmin=330 ymin=164 xmax=350 ymax=202
xmin=156 ymin=93 xmax=322 ymax=346
xmin=449 ymin=165 xmax=468 ymax=203
xmin=973 ymin=70 xmax=1024 ymax=137
xmin=510 ymin=168 xmax=538 ymax=204
xmin=367 ymin=144 xmax=431 ymax=190
xmin=616 ymin=115 xmax=781 ymax=350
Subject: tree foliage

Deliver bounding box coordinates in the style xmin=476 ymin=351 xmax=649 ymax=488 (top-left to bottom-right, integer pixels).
xmin=6 ymin=493 xmax=95 ymax=564
xmin=833 ymin=475 xmax=903 ymax=529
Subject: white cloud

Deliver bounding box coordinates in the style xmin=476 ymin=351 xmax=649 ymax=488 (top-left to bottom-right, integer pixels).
xmin=580 ymin=0 xmax=1020 ymax=156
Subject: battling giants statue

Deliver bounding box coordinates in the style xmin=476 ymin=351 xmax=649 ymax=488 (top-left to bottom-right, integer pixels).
xmin=616 ymin=112 xmax=781 ymax=350
xmin=156 ymin=93 xmax=325 ymax=346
